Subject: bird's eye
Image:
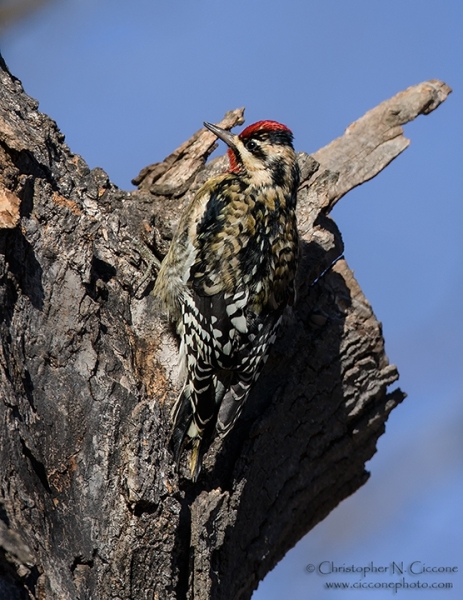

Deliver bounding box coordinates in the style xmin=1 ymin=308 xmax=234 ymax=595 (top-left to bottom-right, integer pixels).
xmin=245 ymin=140 xmax=257 ymax=151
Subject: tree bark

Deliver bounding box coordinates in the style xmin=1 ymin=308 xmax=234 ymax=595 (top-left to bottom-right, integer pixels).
xmin=0 ymin=54 xmax=451 ymax=600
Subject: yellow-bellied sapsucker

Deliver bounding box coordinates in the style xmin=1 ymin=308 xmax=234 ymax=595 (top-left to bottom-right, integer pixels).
xmin=154 ymin=119 xmax=300 ymax=479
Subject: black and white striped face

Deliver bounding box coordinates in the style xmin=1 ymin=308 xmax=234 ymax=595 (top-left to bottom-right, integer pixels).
xmin=204 ymin=120 xmax=299 ymax=191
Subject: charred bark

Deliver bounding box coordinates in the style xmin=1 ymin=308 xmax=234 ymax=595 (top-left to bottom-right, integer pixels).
xmin=0 ymin=54 xmax=451 ymax=599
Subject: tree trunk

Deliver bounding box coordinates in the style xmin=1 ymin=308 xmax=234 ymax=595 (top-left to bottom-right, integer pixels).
xmin=0 ymin=54 xmax=451 ymax=600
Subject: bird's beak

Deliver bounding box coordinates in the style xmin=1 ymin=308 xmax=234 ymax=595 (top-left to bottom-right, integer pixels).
xmin=204 ymin=122 xmax=239 ymax=152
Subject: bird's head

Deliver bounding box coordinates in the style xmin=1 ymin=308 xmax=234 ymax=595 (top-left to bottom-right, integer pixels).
xmin=204 ymin=120 xmax=299 ymax=189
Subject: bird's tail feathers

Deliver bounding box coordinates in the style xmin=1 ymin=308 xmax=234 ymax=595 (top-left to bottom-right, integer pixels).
xmin=170 ymin=372 xmax=231 ymax=479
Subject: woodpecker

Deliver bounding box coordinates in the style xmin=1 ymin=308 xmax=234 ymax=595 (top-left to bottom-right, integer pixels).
xmin=154 ymin=119 xmax=300 ymax=479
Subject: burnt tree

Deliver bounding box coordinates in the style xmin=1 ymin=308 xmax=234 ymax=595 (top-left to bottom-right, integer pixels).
xmin=0 ymin=55 xmax=451 ymax=600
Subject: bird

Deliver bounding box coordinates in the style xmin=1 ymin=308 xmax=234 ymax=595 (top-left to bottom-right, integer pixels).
xmin=154 ymin=119 xmax=300 ymax=480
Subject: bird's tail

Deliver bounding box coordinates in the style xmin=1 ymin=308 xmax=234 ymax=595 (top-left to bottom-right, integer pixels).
xmin=169 ymin=392 xmax=210 ymax=481
xmin=170 ymin=370 xmax=231 ymax=481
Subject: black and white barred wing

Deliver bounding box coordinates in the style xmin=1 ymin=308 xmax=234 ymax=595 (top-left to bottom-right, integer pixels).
xmin=179 ymin=287 xmax=283 ymax=436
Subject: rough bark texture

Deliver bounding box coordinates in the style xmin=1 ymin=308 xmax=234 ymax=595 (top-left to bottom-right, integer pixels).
xmin=0 ymin=53 xmax=451 ymax=600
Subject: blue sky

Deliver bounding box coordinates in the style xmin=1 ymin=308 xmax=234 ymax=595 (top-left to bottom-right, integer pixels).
xmin=2 ymin=1 xmax=462 ymax=598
